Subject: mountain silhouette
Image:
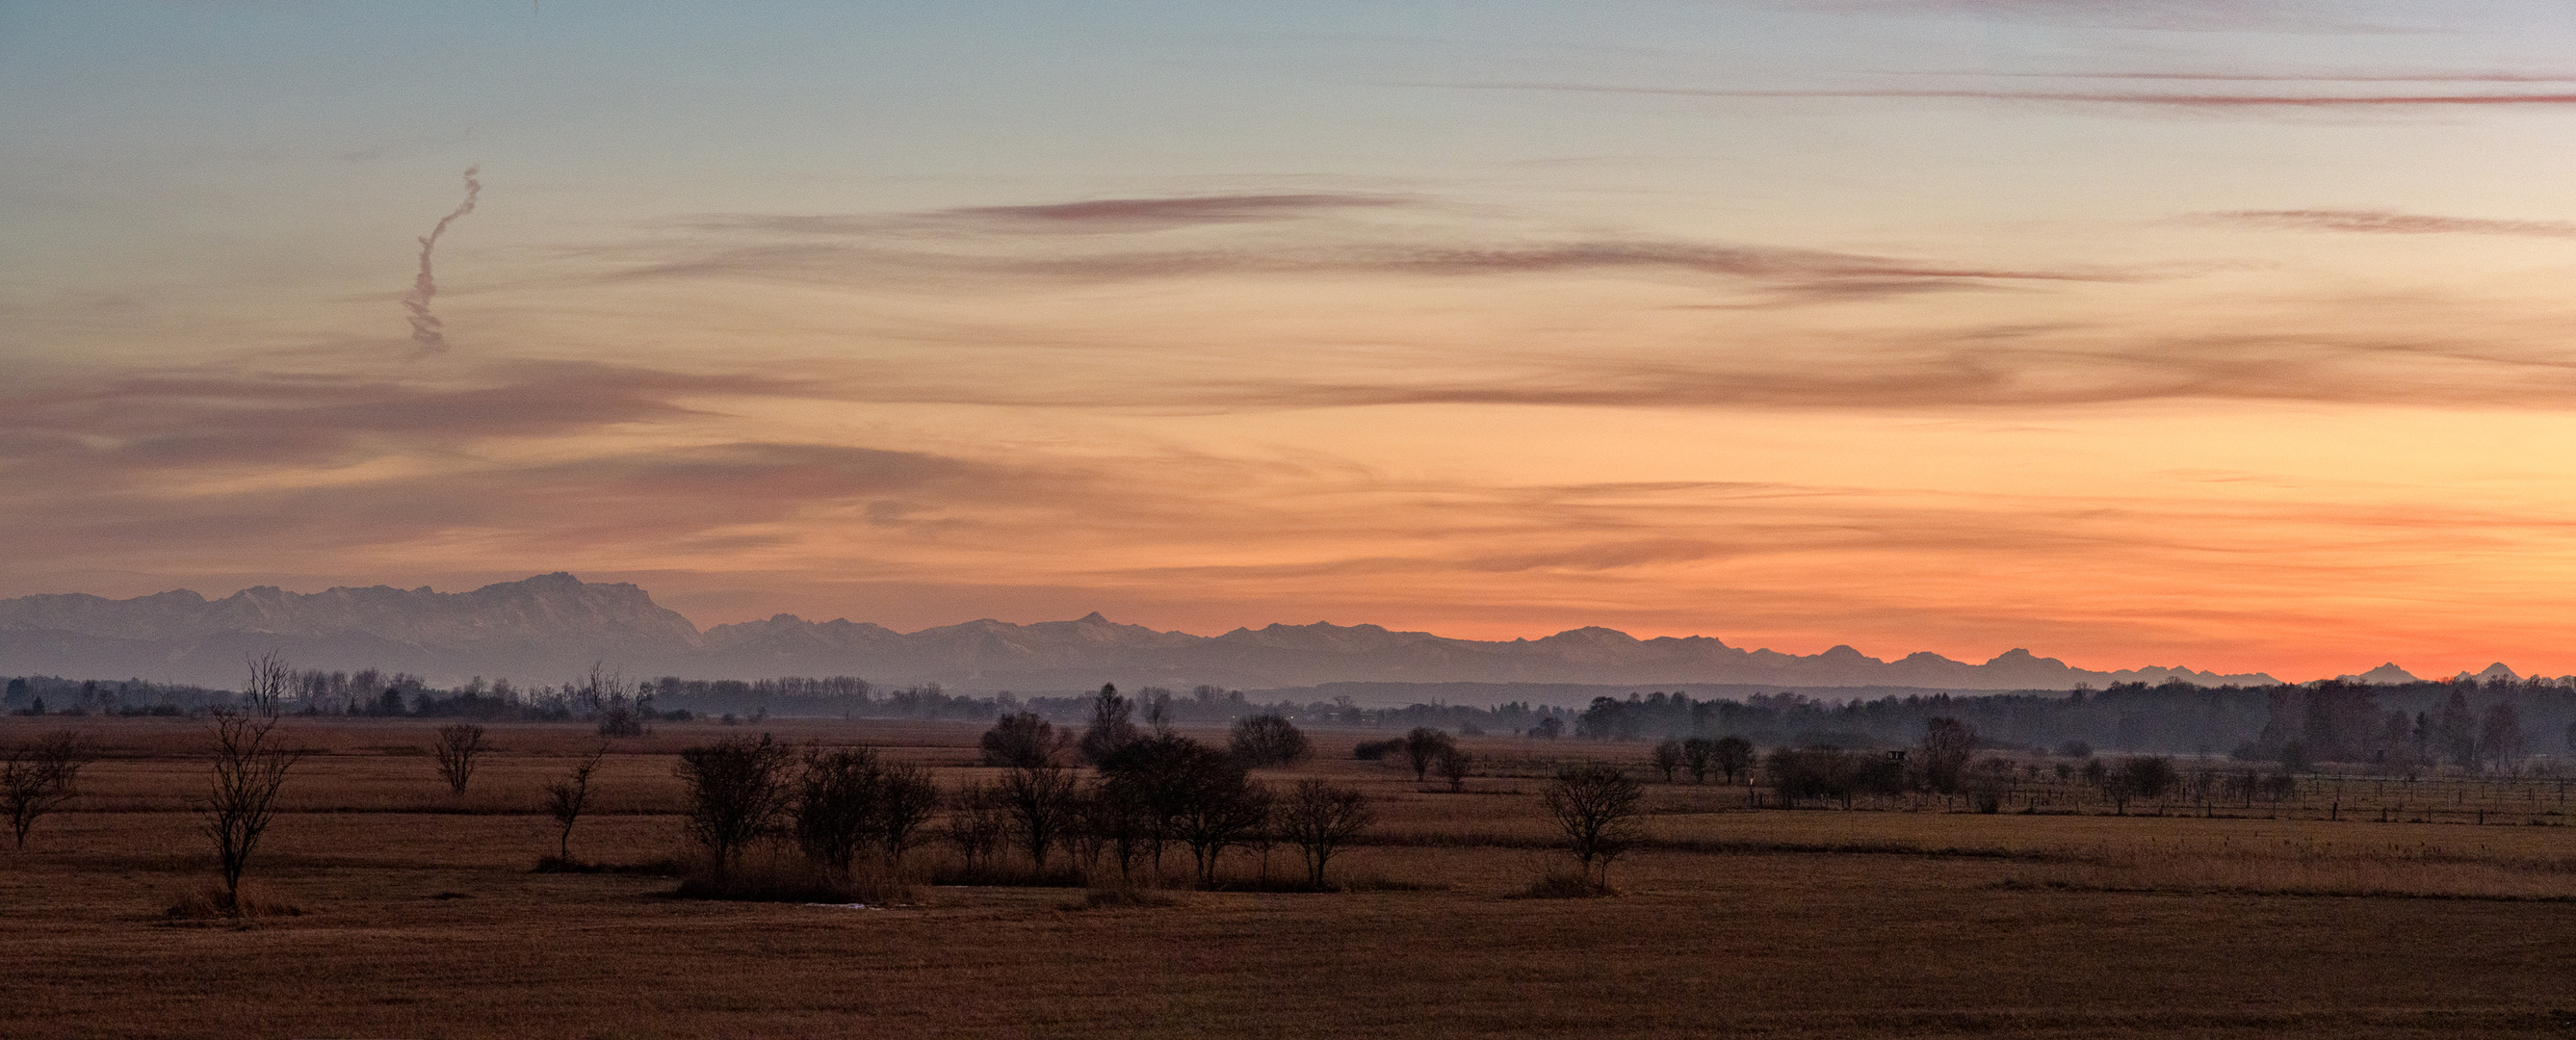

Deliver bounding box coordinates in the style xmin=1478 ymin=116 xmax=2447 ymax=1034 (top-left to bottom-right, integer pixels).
xmin=0 ymin=573 xmax=2283 ymax=691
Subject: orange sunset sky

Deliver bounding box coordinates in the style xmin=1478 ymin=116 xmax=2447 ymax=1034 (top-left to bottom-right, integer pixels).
xmin=9 ymin=1 xmax=2576 ymax=680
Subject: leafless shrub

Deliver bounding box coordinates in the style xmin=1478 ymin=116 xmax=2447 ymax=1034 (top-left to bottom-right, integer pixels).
xmin=542 ymin=741 xmax=610 ymax=864
xmin=4 ymin=731 xmax=97 ymax=848
xmin=1437 ymin=748 xmax=1473 ymax=793
xmin=430 ymin=723 xmax=489 ymax=794
xmin=675 ymin=734 xmax=794 ymax=880
xmin=580 ymin=663 xmax=647 ymax=738
xmin=794 ymin=745 xmax=883 ymax=875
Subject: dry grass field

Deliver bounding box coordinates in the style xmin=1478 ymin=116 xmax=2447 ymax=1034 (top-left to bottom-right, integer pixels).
xmin=7 ymin=715 xmax=2576 ymax=1038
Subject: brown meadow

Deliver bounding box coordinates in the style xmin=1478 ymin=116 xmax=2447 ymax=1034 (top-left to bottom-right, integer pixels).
xmin=5 ymin=715 xmax=2576 ymax=1039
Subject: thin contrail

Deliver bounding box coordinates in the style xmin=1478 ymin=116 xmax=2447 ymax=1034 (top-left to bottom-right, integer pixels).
xmin=404 ymin=166 xmax=481 ymax=352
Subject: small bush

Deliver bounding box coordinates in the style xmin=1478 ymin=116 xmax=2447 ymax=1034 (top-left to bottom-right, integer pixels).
xmin=1229 ymin=714 xmax=1314 ymax=767
xmin=1353 ymin=739 xmax=1404 ymax=761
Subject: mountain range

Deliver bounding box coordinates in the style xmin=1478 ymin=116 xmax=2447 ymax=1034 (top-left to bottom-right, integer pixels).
xmin=0 ymin=572 xmax=2286 ymax=693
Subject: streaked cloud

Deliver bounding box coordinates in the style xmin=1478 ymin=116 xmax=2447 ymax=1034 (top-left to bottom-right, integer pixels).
xmin=1788 ymin=0 xmax=2428 ymax=34
xmin=0 ymin=361 xmax=817 ymax=479
xmin=2205 ymin=209 xmax=2576 ymax=238
xmin=663 ymin=193 xmax=1414 ymax=240
xmin=1455 ymin=81 xmax=2576 ymax=110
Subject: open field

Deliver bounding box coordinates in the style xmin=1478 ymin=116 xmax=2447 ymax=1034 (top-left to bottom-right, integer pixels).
xmin=7 ymin=716 xmax=2576 ymax=1038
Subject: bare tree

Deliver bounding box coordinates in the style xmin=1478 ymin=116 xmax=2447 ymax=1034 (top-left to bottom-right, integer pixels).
xmin=1541 ymin=764 xmax=1644 ymax=889
xmin=1077 ymin=684 xmax=1140 ymax=765
xmin=1140 ymin=688 xmax=1177 ymax=736
xmin=794 ymin=745 xmax=885 ymax=875
xmin=2436 ymin=689 xmax=2477 ymax=772
xmin=675 ymin=734 xmax=794 ymax=878
xmin=242 ymin=650 xmax=292 ymax=718
xmin=202 ymin=712 xmax=306 ymax=912
xmin=585 ymin=663 xmax=646 ymax=739
xmin=979 ymin=712 xmax=1065 ymax=768
xmin=1711 ymin=736 xmax=1755 ymax=785
xmin=544 ymin=741 xmax=609 ymax=862
xmin=1084 ymin=778 xmax=1155 ymax=883
xmin=1680 ymin=738 xmax=1715 ymax=783
xmin=1278 ymin=779 xmax=1372 ymax=889
xmin=1437 ymin=748 xmax=1473 ymax=793
xmin=1650 ymin=740 xmax=1684 ymax=783
xmin=944 ymin=779 xmax=1008 ymax=875
xmin=430 ymin=723 xmax=489 ymax=794
xmin=1916 ymin=717 xmax=1977 ymax=794
xmin=2102 ymin=755 xmax=2178 ymax=815
xmin=1402 ymin=728 xmax=1456 ymax=783
xmin=874 ymin=761 xmax=942 ymax=871
xmin=998 ymin=762 xmax=1081 ymax=871
xmin=4 ymin=732 xmax=98 ymax=848
xmin=1228 ymin=714 xmax=1314 ymax=767
xmin=2479 ymin=702 xmax=2527 ymax=775
xmin=1172 ymin=770 xmax=1270 ymax=888
xmin=1099 ymin=733 xmax=1270 ymax=885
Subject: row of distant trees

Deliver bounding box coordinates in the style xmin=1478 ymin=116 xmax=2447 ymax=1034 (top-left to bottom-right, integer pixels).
xmin=2245 ymin=685 xmax=2541 ymax=776
xmin=669 ymin=688 xmax=1374 ymax=894
xmin=1564 ymin=679 xmax=2576 ymax=768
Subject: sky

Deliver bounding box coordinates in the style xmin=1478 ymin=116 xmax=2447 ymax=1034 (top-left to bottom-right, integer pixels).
xmin=8 ymin=1 xmax=2576 ymax=680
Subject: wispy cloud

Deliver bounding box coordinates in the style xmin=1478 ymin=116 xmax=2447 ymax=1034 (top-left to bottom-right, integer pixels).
xmin=1787 ymin=0 xmax=2426 ymax=34
xmin=666 ymin=193 xmax=1413 ymax=239
xmin=1975 ymin=71 xmax=2576 ymax=83
xmin=1453 ymin=81 xmax=2576 ymax=110
xmin=2205 ymin=209 xmax=2576 ymax=237
xmin=0 ymin=361 xmax=817 ymax=478
xmin=601 ymin=192 xmax=2138 ymax=303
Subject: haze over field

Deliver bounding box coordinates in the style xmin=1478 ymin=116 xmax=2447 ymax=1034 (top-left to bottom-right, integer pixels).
xmin=9 ymin=2 xmax=2576 ymax=680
